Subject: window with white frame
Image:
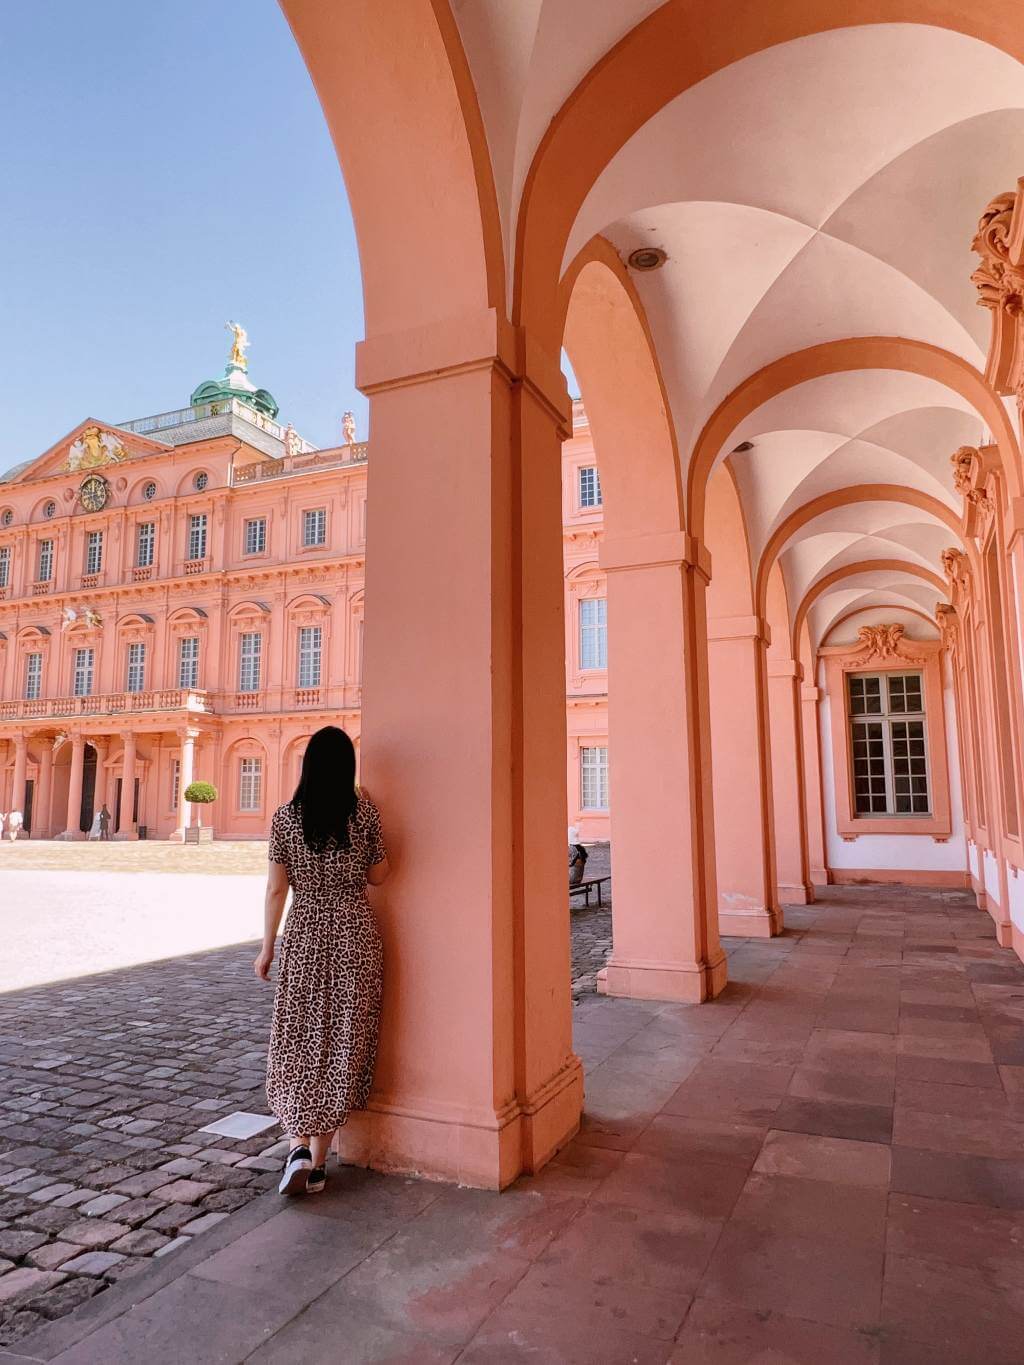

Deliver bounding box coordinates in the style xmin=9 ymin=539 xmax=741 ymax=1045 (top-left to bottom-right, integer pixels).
xmin=239 ymin=631 xmax=262 ymax=692
xmin=848 ymin=672 xmax=930 ymax=816
xmin=579 ymin=597 xmax=607 ymax=670
xmin=126 ymin=641 xmax=146 ymax=693
xmin=0 ymin=546 xmax=9 ymax=588
xmin=37 ymin=538 xmax=54 ymax=582
xmin=580 ymin=745 xmax=609 ymax=810
xmin=85 ymin=530 xmax=103 ymax=575
xmin=136 ymin=521 xmax=155 ymax=568
xmin=244 ymin=517 xmax=267 ymax=556
xmin=170 ymin=758 xmax=181 ymax=811
xmin=178 ymin=636 xmax=199 ymax=689
xmin=297 ymin=625 xmax=322 ymax=688
xmin=24 ymin=652 xmax=42 ymax=701
xmin=187 ymin=513 xmax=207 ymax=562
xmin=302 ymin=507 xmax=326 ymax=547
xmin=239 ymin=756 xmax=262 ymax=811
xmin=73 ymin=646 xmax=94 ymax=697
xmin=578 ymin=465 xmax=602 ymax=508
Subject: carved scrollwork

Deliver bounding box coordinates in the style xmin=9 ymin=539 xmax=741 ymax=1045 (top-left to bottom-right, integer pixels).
xmin=935 ymin=602 xmax=959 ymax=652
xmin=941 ymin=547 xmax=971 ymax=596
xmin=971 ymin=192 xmax=1022 ymax=313
xmin=841 ymin=623 xmax=925 ymax=667
xmin=950 ymin=446 xmax=978 ymax=496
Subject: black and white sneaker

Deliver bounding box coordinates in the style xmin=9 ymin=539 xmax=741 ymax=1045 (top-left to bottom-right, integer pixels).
xmin=306 ymin=1165 xmax=327 ymax=1194
xmin=279 ymin=1145 xmax=312 ymax=1195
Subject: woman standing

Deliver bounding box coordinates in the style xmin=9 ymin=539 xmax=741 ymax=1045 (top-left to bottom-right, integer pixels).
xmin=254 ymin=726 xmax=389 ymax=1196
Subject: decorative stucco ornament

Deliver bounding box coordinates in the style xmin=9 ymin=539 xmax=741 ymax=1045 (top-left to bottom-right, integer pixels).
xmin=971 ymin=192 xmax=1021 ymax=314
xmin=940 ymin=547 xmax=971 ymax=597
xmin=950 ymin=446 xmax=977 ymax=496
xmin=64 ymin=426 xmax=127 ymax=473
xmin=60 ymin=604 xmax=103 ymax=632
xmin=849 ymin=623 xmax=923 ymax=664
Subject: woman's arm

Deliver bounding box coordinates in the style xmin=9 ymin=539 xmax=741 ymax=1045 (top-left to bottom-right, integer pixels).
xmin=254 ymin=860 xmax=289 ymax=980
xmin=367 ymin=856 xmax=391 ymax=887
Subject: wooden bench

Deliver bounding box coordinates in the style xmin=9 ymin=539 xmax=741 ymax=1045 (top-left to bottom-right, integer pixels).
xmin=569 ymin=875 xmax=611 ymax=908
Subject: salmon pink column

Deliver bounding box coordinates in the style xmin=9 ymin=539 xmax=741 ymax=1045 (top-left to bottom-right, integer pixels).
xmin=801 ymin=680 xmax=829 ymax=887
xmin=11 ymin=734 xmax=28 ymax=820
xmin=707 ymin=615 xmax=780 ymax=937
xmin=35 ymin=740 xmax=53 ymax=840
xmin=176 ymin=727 xmax=196 ymax=839
xmin=117 ymin=731 xmax=137 ymax=840
xmin=597 ymin=533 xmax=727 ymax=1001
xmin=347 ymin=308 xmax=582 ymax=1189
xmin=767 ymin=659 xmax=814 ymax=904
xmin=64 ymin=733 xmax=85 ymax=840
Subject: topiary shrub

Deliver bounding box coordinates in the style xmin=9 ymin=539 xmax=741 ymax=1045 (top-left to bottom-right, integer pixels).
xmin=184 ymin=781 xmax=218 ymax=830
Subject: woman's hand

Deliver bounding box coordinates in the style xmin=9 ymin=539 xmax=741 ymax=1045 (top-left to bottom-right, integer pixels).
xmin=254 ymin=945 xmax=275 ymax=981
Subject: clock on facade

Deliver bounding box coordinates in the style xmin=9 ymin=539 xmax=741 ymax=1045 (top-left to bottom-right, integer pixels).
xmin=79 ymin=474 xmax=109 ymax=512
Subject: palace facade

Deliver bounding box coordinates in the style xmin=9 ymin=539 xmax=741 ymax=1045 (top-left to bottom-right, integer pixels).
xmin=0 ymin=353 xmax=610 ymax=841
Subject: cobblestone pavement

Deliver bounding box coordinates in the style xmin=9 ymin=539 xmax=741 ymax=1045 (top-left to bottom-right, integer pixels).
xmin=0 ymin=849 xmax=616 ymax=1344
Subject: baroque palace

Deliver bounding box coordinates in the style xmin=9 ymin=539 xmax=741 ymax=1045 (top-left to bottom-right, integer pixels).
xmin=0 ymin=334 xmax=609 ymax=841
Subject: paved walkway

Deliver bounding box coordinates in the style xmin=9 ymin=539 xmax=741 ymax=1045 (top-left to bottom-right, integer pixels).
xmin=1 ymin=884 xmax=1022 ymax=1362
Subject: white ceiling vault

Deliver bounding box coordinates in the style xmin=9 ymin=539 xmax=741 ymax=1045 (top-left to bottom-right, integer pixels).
xmin=449 ymin=7 xmax=1024 ymax=648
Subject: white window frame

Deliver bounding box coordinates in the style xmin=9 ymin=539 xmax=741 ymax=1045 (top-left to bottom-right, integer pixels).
xmin=136 ymin=521 xmax=155 ymax=568
xmin=37 ymin=538 xmax=54 ymax=582
xmin=187 ymin=513 xmax=207 ymax=562
xmin=24 ymin=652 xmax=42 ymax=701
xmin=239 ymin=756 xmax=262 ymax=812
xmin=126 ymin=641 xmax=146 ymax=694
xmin=302 ymin=507 xmax=327 ymax=548
xmin=848 ymin=671 xmax=931 ymax=817
xmin=0 ymin=546 xmax=9 ymax=588
xmin=578 ymin=596 xmax=607 ymax=671
xmin=239 ymin=631 xmax=262 ymax=693
xmin=578 ymin=465 xmax=602 ymax=509
xmin=297 ymin=625 xmax=322 ymax=688
xmin=580 ymin=744 xmax=609 ymax=811
xmin=178 ymin=635 xmax=199 ymax=689
xmin=73 ymin=646 xmax=94 ymax=698
xmin=244 ymin=517 xmax=267 ymax=556
xmin=85 ymin=530 xmax=103 ymax=575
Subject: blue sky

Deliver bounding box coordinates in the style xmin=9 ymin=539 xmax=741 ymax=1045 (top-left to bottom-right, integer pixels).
xmin=0 ymin=0 xmax=364 ymax=470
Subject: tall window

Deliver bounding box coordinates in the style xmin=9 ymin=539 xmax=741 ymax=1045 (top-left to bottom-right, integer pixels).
xmin=244 ymin=517 xmax=267 ymax=555
xmin=73 ymin=647 xmax=94 ymax=697
xmin=848 ymin=672 xmax=930 ymax=815
xmin=178 ymin=636 xmax=199 ymax=689
xmin=303 ymin=507 xmax=326 ymax=547
xmin=136 ymin=521 xmax=155 ymax=568
xmin=578 ymin=465 xmax=602 ymax=508
xmin=37 ymin=538 xmax=54 ymax=582
xmin=170 ymin=758 xmax=181 ymax=811
xmin=188 ymin=513 xmax=207 ymax=562
xmin=579 ymin=597 xmax=607 ymax=670
xmin=580 ymin=745 xmax=609 ymax=810
xmin=239 ymin=757 xmax=262 ymax=811
xmin=297 ymin=625 xmax=322 ymax=688
xmin=24 ymin=652 xmax=42 ymax=701
xmin=0 ymin=546 xmax=9 ymax=588
xmin=85 ymin=531 xmax=103 ymax=575
xmin=126 ymin=641 xmax=146 ymax=693
xmin=239 ymin=631 xmax=262 ymax=692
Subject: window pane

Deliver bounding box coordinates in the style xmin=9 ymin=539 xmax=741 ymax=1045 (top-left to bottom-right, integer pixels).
xmin=126 ymin=642 xmax=146 ymax=693
xmin=239 ymin=632 xmax=262 ymax=692
xmin=178 ymin=636 xmax=199 ymax=689
xmin=188 ymin=514 xmax=207 ymax=561
xmin=579 ymin=597 xmax=607 ymax=670
xmin=297 ymin=625 xmax=322 ymax=688
xmin=578 ymin=466 xmax=602 ymax=508
xmin=239 ymin=757 xmax=262 ymax=811
xmin=303 ymin=509 xmax=326 ymax=547
xmin=245 ymin=518 xmax=266 ymax=555
xmin=580 ymin=745 xmax=609 ymax=810
xmin=73 ymin=647 xmax=94 ymax=697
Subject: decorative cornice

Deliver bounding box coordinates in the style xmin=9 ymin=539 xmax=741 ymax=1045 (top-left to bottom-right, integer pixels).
xmin=840 ymin=623 xmax=925 ymax=667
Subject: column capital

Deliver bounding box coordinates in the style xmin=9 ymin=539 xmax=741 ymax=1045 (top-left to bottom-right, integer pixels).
xmin=707 ymin=614 xmax=771 ymax=645
xmin=70 ymin=730 xmax=85 ymax=750
xmin=177 ymin=727 xmax=201 ymax=743
xmin=119 ymin=730 xmax=137 ymax=747
xmin=599 ymin=531 xmax=710 ymax=580
xmin=13 ymin=732 xmax=28 ymax=752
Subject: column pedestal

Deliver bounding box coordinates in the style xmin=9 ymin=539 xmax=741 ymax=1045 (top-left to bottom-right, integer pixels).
xmin=801 ymin=682 xmax=830 ymax=887
xmin=768 ymin=659 xmax=815 ymax=905
xmin=596 ymin=531 xmax=727 ymax=1002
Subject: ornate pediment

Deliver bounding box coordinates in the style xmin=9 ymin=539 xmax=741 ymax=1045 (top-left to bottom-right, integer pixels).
xmin=841 ymin=623 xmax=925 ymax=667
xmin=4 ymin=419 xmax=172 ymax=486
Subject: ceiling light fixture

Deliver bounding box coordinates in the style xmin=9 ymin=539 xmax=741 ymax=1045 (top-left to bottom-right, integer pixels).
xmin=627 ymin=247 xmax=667 ymax=272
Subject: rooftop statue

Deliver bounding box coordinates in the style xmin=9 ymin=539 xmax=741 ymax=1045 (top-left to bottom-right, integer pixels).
xmin=226 ymin=320 xmax=250 ymax=371
xmin=342 ymin=410 xmax=357 ymax=446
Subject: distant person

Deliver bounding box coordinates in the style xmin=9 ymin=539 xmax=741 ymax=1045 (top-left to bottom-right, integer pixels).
xmin=7 ymin=810 xmax=23 ymax=843
xmin=98 ymin=805 xmax=111 ymax=841
xmin=569 ymin=825 xmax=588 ymax=887
xmin=255 ymin=726 xmax=390 ymax=1197
xmin=88 ymin=808 xmax=103 ymax=840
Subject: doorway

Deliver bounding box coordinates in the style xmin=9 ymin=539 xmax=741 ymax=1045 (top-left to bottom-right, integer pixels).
xmin=79 ymin=749 xmax=97 ymax=834
xmin=23 ymin=780 xmax=34 ymax=835
xmin=113 ymin=777 xmax=140 ymax=834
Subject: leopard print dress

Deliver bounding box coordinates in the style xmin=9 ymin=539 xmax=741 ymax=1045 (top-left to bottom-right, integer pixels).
xmin=266 ymin=796 xmax=386 ymax=1137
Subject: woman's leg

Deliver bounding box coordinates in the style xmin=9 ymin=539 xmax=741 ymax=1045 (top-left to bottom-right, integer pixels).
xmin=291 ymin=1134 xmax=310 ymax=1152
xmin=310 ymin=1130 xmax=335 ymax=1168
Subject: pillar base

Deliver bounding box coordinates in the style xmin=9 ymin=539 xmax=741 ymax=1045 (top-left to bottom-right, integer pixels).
xmin=719 ymin=906 xmax=783 ymax=939
xmin=810 ymin=866 xmax=830 ymax=888
xmin=332 ymin=1055 xmax=583 ymax=1191
xmin=114 ymin=832 xmax=138 ymax=841
xmin=597 ymin=951 xmax=728 ymax=1003
xmin=989 ymin=913 xmax=1013 ymax=948
xmin=778 ymin=882 xmax=815 ymax=906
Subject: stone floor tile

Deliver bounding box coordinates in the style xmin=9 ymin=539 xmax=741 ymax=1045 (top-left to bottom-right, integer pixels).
xmin=592 ymin=1152 xmax=748 ymax=1221
xmin=787 ymin=1065 xmax=895 ymax=1106
xmin=897 ymin=1034 xmax=994 ymax=1063
xmin=698 ymin=1221 xmax=884 ymax=1329
xmin=685 ymin=1058 xmax=795 ymax=1094
xmin=658 ymin=1080 xmax=782 ymax=1129
xmin=880 ymin=1253 xmax=1024 ymax=1360
xmin=772 ymin=1096 xmax=893 ymax=1144
xmin=894 ymin=1077 xmax=1015 ymax=1120
xmin=673 ymin=1298 xmax=880 ymax=1363
xmin=632 ymin=1115 xmax=764 ymax=1169
xmin=459 ymin=1306 xmax=674 ymax=1364
xmin=886 ymin=1192 xmax=1024 ymax=1280
xmin=25 ymin=1242 xmax=79 ymax=1271
xmin=59 ymin=1250 xmax=124 ymax=1276
xmin=753 ymin=1130 xmax=892 ymax=1187
xmin=890 ymin=1145 xmax=1024 ymax=1209
xmin=727 ymin=1172 xmax=887 ymax=1248
xmin=247 ymin=1302 xmax=459 ymax=1364
xmin=893 ymin=1106 xmax=1024 ymax=1158
xmin=894 ymin=1054 xmax=1002 ymax=1088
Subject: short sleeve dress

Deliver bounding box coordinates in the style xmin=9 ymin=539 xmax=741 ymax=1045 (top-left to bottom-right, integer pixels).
xmin=265 ymin=795 xmax=386 ymax=1137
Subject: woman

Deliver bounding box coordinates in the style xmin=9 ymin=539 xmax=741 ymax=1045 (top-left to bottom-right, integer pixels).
xmin=568 ymin=825 xmax=588 ymax=888
xmin=254 ymin=726 xmax=389 ymax=1196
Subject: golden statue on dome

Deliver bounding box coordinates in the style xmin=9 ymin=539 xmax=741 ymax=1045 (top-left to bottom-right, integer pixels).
xmin=226 ymin=320 xmax=250 ymax=370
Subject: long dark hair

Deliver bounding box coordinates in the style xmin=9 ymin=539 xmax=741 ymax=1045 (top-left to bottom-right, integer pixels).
xmin=290 ymin=726 xmax=358 ymax=852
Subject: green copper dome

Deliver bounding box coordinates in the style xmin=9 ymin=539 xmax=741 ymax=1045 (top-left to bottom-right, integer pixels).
xmin=190 ymin=361 xmax=279 ymax=420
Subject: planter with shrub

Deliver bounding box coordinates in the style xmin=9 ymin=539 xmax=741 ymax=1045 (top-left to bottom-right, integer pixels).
xmin=183 ymin=780 xmax=217 ymax=844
